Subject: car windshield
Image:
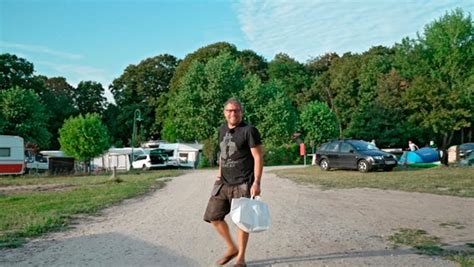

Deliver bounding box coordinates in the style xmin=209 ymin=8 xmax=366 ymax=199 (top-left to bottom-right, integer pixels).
xmin=349 ymin=140 xmax=378 ymax=151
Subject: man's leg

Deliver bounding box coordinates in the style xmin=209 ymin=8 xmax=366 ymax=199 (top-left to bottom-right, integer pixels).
xmin=235 ymin=227 xmax=249 ymax=264
xmin=211 ymin=220 xmax=239 ymax=263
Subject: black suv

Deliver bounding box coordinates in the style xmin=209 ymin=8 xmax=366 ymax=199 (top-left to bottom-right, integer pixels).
xmin=316 ymin=139 xmax=398 ymax=172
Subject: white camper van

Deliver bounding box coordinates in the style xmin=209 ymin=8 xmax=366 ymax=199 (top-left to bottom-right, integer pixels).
xmin=0 ymin=135 xmax=25 ymax=175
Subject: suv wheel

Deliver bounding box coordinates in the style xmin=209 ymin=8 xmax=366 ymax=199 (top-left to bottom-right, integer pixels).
xmin=142 ymin=164 xmax=149 ymax=171
xmin=320 ymin=159 xmax=330 ymax=171
xmin=357 ymin=160 xmax=370 ymax=173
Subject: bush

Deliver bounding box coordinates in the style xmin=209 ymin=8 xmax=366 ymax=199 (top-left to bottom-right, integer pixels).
xmin=264 ymin=143 xmax=302 ymax=166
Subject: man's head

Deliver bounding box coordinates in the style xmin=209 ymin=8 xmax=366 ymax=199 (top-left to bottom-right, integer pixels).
xmin=223 ymin=98 xmax=243 ymax=128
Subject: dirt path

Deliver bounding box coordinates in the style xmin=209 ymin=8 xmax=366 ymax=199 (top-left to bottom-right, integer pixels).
xmin=1 ymin=166 xmax=473 ymax=266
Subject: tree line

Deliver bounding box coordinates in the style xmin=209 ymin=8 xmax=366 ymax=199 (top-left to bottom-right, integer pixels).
xmin=0 ymin=9 xmax=472 ymax=165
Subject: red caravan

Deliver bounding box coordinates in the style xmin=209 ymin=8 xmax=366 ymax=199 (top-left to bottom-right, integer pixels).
xmin=0 ymin=135 xmax=25 ymax=175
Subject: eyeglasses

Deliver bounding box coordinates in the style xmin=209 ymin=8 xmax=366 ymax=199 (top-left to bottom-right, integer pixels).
xmin=224 ymin=109 xmax=241 ymax=113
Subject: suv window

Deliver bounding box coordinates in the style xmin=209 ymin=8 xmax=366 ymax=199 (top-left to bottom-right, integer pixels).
xmin=325 ymin=142 xmax=339 ymax=152
xmin=340 ymin=143 xmax=353 ymax=153
xmin=135 ymin=155 xmax=147 ymax=161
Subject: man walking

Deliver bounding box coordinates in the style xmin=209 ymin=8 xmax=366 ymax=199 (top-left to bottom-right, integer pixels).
xmin=203 ymin=98 xmax=264 ymax=267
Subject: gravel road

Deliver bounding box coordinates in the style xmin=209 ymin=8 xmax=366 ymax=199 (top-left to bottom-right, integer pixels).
xmin=1 ymin=166 xmax=473 ymax=266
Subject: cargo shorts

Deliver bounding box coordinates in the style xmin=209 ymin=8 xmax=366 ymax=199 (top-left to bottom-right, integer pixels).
xmin=203 ymin=179 xmax=251 ymax=223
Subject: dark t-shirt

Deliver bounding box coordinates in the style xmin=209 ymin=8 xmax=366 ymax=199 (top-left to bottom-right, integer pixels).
xmin=219 ymin=121 xmax=262 ymax=185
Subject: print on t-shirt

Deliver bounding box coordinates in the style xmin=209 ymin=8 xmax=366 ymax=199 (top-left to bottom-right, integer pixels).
xmin=220 ymin=132 xmax=237 ymax=168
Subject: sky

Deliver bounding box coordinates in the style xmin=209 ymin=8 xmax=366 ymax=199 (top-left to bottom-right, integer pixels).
xmin=1 ymin=0 xmax=473 ymax=103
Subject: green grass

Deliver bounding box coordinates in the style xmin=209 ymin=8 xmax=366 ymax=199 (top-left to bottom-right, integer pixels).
xmin=387 ymin=228 xmax=474 ymax=266
xmin=272 ymin=166 xmax=474 ymax=197
xmin=0 ymin=170 xmax=182 ymax=248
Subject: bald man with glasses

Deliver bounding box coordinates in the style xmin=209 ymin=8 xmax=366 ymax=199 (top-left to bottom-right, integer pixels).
xmin=203 ymin=98 xmax=264 ymax=267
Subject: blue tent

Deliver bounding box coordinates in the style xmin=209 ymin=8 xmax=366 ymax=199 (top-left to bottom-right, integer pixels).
xmin=399 ymin=147 xmax=439 ymax=164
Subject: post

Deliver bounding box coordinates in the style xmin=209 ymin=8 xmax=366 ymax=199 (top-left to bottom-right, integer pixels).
xmin=130 ymin=109 xmax=142 ymax=168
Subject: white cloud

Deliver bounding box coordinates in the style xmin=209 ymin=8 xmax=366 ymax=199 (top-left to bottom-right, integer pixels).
xmin=0 ymin=41 xmax=82 ymax=60
xmin=234 ymin=0 xmax=474 ymax=62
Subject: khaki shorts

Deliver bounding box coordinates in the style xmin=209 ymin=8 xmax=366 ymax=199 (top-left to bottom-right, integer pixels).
xmin=203 ymin=180 xmax=250 ymax=222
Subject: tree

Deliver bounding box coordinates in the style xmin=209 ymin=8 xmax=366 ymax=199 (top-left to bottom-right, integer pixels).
xmin=110 ymin=54 xmax=178 ymax=144
xmin=256 ymin=82 xmax=298 ymax=146
xmin=163 ymin=52 xmax=244 ymax=142
xmin=301 ymin=53 xmax=339 ymax=104
xmin=328 ymin=53 xmax=362 ymax=136
xmin=237 ymin=49 xmax=268 ymax=81
xmin=400 ymin=9 xmax=473 ymax=147
xmin=240 ymin=78 xmax=297 ymax=146
xmin=0 ymin=54 xmax=35 ymax=91
xmin=74 ymin=81 xmax=106 ymax=115
xmin=268 ymin=53 xmax=311 ymax=108
xmin=0 ymin=87 xmax=51 ymax=148
xmin=35 ymin=76 xmax=77 ymax=149
xmin=299 ymin=101 xmax=339 ymax=146
xmin=59 ymin=113 xmax=110 ymax=172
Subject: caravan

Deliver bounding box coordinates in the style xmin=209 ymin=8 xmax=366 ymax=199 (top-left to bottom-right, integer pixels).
xmin=0 ymin=135 xmax=25 ymax=175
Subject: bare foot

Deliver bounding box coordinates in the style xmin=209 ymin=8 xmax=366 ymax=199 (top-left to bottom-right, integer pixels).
xmin=216 ymin=248 xmax=238 ymax=265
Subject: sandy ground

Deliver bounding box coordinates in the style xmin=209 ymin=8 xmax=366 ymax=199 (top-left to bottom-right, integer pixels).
xmin=1 ymin=166 xmax=473 ymax=266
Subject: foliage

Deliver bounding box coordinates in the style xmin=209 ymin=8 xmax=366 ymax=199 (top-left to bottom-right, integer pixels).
xmin=59 ymin=113 xmax=110 ymax=165
xmin=299 ymin=101 xmax=339 ymax=146
xmin=256 ymin=82 xmax=298 ymax=146
xmin=35 ymin=76 xmax=77 ymax=149
xmin=110 ymin=54 xmax=178 ymax=144
xmin=264 ymin=143 xmax=302 ymax=166
xmin=398 ymin=9 xmax=473 ymax=147
xmin=0 ymin=53 xmax=38 ymax=91
xmin=163 ymin=52 xmax=244 ymax=142
xmin=202 ymin=137 xmax=218 ymax=167
xmin=268 ymin=53 xmax=311 ymax=108
xmin=74 ymin=81 xmax=106 ymax=115
xmin=0 ymin=87 xmax=51 ymax=148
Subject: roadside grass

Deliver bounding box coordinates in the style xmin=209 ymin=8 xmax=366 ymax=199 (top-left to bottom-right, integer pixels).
xmin=387 ymin=228 xmax=474 ymax=266
xmin=0 ymin=170 xmax=182 ymax=249
xmin=272 ymin=166 xmax=474 ymax=197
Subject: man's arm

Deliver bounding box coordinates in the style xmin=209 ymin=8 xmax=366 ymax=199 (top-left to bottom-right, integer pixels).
xmin=250 ymin=144 xmax=264 ymax=197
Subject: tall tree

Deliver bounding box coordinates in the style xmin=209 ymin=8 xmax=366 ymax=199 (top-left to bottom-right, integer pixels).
xmin=74 ymin=81 xmax=106 ymax=115
xmin=401 ymin=9 xmax=473 ymax=147
xmin=0 ymin=87 xmax=51 ymax=148
xmin=237 ymin=49 xmax=268 ymax=81
xmin=268 ymin=53 xmax=311 ymax=109
xmin=35 ymin=76 xmax=77 ymax=149
xmin=163 ymin=52 xmax=244 ymax=142
xmin=110 ymin=54 xmax=178 ymax=144
xmin=327 ymin=53 xmax=362 ymax=136
xmin=0 ymin=54 xmax=36 ymax=91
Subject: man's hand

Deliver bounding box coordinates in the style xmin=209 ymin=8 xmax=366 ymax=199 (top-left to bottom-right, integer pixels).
xmin=250 ymin=182 xmax=260 ymax=198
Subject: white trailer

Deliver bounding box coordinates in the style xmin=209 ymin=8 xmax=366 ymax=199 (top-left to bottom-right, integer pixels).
xmin=0 ymin=135 xmax=25 ymax=175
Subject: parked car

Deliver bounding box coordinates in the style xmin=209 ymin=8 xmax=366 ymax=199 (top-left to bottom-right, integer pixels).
xmin=459 ymin=143 xmax=474 ymax=159
xmin=315 ymin=139 xmax=398 ymax=172
xmin=131 ymin=149 xmax=168 ymax=170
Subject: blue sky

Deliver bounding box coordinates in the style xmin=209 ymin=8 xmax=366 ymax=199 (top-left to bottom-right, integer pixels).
xmin=1 ymin=0 xmax=473 ymax=102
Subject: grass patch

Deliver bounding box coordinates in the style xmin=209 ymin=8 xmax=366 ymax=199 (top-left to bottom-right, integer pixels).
xmin=0 ymin=170 xmax=182 ymax=248
xmin=387 ymin=228 xmax=474 ymax=266
xmin=439 ymin=221 xmax=466 ymax=230
xmin=273 ymin=166 xmax=474 ymax=197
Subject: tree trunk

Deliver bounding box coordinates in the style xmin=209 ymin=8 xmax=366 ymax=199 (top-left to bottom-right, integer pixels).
xmin=442 ymin=133 xmax=448 ymax=150
xmin=447 ymin=131 xmax=454 ymax=148
xmin=469 ymin=126 xmax=473 ymax=142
